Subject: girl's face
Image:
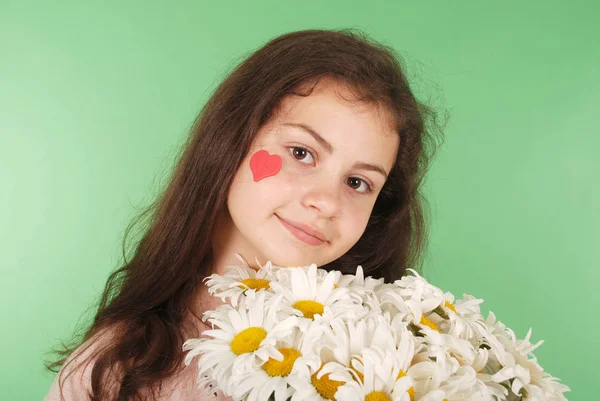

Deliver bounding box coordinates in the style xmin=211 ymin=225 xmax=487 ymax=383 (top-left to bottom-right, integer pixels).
xmin=222 ymin=78 xmax=399 ymax=269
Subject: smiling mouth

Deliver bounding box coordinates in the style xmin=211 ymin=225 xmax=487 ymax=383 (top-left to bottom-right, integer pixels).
xmin=276 ymin=215 xmax=327 ymax=247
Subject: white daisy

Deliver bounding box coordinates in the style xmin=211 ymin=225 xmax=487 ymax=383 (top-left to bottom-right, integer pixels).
xmin=317 ymin=314 xmax=397 ymax=382
xmin=270 ymin=264 xmax=364 ymax=326
xmin=483 ymin=314 xmax=570 ymax=400
xmin=229 ymin=324 xmax=324 ymax=401
xmin=336 ymin=265 xmax=385 ymax=312
xmin=404 ymin=290 xmax=509 ymax=400
xmin=392 ymin=269 xmax=447 ymax=310
xmin=182 ymin=292 xmax=299 ymax=395
xmin=394 ymin=303 xmax=506 ymax=400
xmin=379 ymin=285 xmax=444 ymax=342
xmin=334 ymin=328 xmax=419 ymax=401
xmin=204 ymin=253 xmax=277 ymax=308
xmin=287 ymin=357 xmax=355 ymax=401
xmin=417 ymin=365 xmax=499 ymax=401
xmin=439 ymin=293 xmax=494 ymax=347
xmin=377 ymin=269 xmax=448 ymax=334
xmin=336 ymin=265 xmax=384 ymax=292
xmin=336 ymin=348 xmax=411 ymax=401
xmin=283 ymin=316 xmax=379 ymax=400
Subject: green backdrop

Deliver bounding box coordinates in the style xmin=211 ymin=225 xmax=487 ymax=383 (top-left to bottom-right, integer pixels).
xmin=1 ymin=1 xmax=596 ymax=399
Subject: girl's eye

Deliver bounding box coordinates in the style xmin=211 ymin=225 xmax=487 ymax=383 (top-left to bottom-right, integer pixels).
xmin=346 ymin=177 xmax=373 ymax=194
xmin=288 ymin=146 xmax=373 ymax=194
xmin=289 ymin=146 xmax=315 ymax=164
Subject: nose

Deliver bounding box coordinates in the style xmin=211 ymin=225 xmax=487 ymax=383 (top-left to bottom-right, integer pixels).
xmin=300 ymin=180 xmax=342 ymax=218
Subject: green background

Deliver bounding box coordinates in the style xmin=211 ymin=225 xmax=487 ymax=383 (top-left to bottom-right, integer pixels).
xmin=1 ymin=1 xmax=597 ymax=399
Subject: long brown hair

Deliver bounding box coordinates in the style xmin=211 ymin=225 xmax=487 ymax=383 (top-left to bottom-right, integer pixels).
xmin=47 ymin=28 xmax=446 ymax=400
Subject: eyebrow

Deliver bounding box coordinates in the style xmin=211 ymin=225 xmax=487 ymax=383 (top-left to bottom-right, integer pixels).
xmin=281 ymin=122 xmax=389 ymax=179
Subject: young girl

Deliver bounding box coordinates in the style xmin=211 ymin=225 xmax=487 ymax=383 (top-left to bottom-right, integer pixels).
xmin=44 ymin=28 xmax=444 ymax=401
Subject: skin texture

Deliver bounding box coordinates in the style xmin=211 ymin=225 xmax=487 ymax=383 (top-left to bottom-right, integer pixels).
xmin=210 ymin=77 xmax=400 ymax=276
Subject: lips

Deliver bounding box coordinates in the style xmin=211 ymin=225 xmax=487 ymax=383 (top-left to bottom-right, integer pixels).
xmin=276 ymin=215 xmax=327 ymax=246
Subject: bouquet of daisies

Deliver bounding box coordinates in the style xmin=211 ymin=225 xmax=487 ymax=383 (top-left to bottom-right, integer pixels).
xmin=183 ymin=256 xmax=570 ymax=401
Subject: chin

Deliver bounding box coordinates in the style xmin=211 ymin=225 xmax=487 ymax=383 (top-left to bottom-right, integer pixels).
xmin=259 ymin=246 xmax=329 ymax=268
xmin=248 ymin=225 xmax=336 ymax=267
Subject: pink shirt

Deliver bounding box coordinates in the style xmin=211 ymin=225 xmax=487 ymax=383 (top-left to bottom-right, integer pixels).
xmin=43 ymin=331 xmax=232 ymax=401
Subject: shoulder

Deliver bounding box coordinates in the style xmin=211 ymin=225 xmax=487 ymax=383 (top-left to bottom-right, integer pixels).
xmin=43 ymin=326 xmax=122 ymax=401
xmin=43 ymin=323 xmax=233 ymax=401
xmin=161 ymin=370 xmax=233 ymax=401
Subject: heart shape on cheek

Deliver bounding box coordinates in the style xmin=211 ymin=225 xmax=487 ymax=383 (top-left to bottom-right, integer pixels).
xmin=249 ymin=150 xmax=282 ymax=182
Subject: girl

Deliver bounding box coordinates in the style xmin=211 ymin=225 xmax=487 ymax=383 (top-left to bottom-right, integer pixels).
xmin=44 ymin=28 xmax=444 ymax=401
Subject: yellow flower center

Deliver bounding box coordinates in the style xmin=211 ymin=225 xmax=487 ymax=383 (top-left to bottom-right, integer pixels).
xmin=444 ymin=300 xmax=457 ymax=313
xmin=396 ymin=370 xmax=415 ymax=401
xmin=420 ymin=315 xmax=440 ymax=332
xmin=365 ymin=391 xmax=391 ymax=401
xmin=239 ymin=278 xmax=270 ymax=290
xmin=230 ymin=327 xmax=267 ymax=355
xmin=261 ymin=347 xmax=301 ymax=377
xmin=311 ymin=365 xmax=345 ymax=400
xmin=293 ymin=300 xmax=325 ymax=319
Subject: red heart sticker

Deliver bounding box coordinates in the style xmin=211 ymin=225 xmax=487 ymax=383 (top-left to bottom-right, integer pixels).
xmin=249 ymin=150 xmax=282 ymax=182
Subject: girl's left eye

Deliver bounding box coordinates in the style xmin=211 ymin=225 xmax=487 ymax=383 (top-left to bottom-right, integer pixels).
xmin=346 ymin=177 xmax=373 ymax=194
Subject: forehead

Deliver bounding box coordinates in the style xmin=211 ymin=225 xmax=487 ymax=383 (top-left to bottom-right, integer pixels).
xmin=265 ymin=78 xmax=399 ymax=171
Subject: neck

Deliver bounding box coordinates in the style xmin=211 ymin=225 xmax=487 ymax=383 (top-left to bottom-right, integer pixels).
xmin=187 ymin=208 xmax=262 ymax=329
xmin=211 ymin=208 xmax=264 ymax=274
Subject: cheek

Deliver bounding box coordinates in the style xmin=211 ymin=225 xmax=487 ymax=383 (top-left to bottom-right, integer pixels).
xmin=340 ymin=204 xmax=372 ymax=243
xmin=229 ymin=150 xmax=291 ymax=211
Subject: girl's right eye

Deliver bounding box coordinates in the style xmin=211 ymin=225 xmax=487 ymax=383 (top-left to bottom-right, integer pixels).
xmin=288 ymin=146 xmax=315 ymax=165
